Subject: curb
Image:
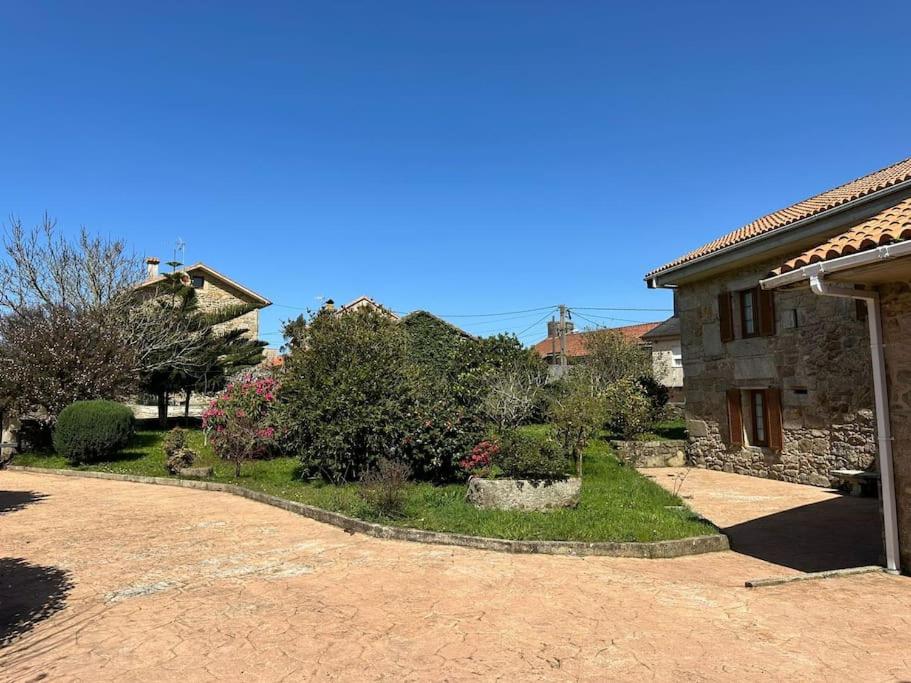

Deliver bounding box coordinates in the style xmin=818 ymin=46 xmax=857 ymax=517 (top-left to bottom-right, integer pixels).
xmin=744 ymin=565 xmax=890 ymax=588
xmin=7 ymin=465 xmax=730 ymax=559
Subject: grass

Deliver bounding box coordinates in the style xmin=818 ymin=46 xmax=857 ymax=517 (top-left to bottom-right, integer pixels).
xmin=633 ymin=418 xmax=688 ymax=442
xmin=13 ymin=423 xmax=715 ymax=543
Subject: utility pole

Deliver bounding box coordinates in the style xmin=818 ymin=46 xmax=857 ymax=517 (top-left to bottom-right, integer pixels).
xmin=559 ymin=304 xmax=568 ymax=373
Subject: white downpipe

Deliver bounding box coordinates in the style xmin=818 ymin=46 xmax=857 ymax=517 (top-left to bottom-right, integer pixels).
xmin=809 ymin=274 xmax=901 ymax=572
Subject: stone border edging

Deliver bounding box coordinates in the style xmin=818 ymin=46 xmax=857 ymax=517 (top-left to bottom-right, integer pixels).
xmin=8 ymin=465 xmax=730 ymax=559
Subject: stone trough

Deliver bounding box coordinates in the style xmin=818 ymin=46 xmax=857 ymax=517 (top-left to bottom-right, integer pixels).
xmin=466 ymin=477 xmax=581 ymax=511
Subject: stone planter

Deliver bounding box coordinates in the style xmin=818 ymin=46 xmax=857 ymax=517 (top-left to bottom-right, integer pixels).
xmin=466 ymin=477 xmax=581 ymax=511
xmin=611 ymin=440 xmax=686 ymax=468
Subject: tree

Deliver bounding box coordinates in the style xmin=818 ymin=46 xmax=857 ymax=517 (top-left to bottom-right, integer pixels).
xmin=581 ymin=329 xmax=652 ymax=387
xmin=0 ymin=306 xmax=137 ymax=420
xmin=276 ymin=308 xmax=421 ymax=482
xmin=0 ymin=217 xmax=263 ymax=427
xmin=549 ymin=367 xmax=605 ymax=477
xmin=481 ymin=362 xmax=547 ymax=432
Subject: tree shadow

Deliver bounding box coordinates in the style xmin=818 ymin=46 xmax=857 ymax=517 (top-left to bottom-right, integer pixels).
xmin=723 ymin=494 xmax=883 ymax=572
xmin=0 ymin=491 xmax=48 ymax=515
xmin=0 ymin=558 xmax=73 ymax=647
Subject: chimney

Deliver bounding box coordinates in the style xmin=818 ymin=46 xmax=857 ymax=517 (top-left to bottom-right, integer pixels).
xmin=146 ymin=256 xmax=160 ymax=280
xmin=323 ymin=298 xmax=335 ymax=312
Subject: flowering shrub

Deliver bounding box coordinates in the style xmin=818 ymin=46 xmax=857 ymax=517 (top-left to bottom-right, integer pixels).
xmin=203 ymin=376 xmax=278 ymax=476
xmin=459 ymin=439 xmax=499 ymax=477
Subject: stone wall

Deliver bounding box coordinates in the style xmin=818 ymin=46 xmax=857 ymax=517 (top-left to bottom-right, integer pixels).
xmin=194 ymin=276 xmax=261 ymax=341
xmin=879 ymin=283 xmax=911 ymax=571
xmin=612 ymin=440 xmax=686 ymax=468
xmin=679 ymin=254 xmax=876 ymax=486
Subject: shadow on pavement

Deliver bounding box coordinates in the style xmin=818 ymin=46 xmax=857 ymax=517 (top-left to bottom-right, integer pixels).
xmin=0 ymin=558 xmax=73 ymax=647
xmin=723 ymin=494 xmax=883 ymax=572
xmin=0 ymin=490 xmax=48 ymax=515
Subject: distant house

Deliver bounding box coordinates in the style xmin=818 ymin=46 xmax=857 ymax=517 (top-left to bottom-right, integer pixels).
xmin=641 ymin=316 xmax=684 ymax=402
xmin=531 ymin=322 xmax=660 ymax=364
xmin=137 ymin=257 xmax=271 ymax=340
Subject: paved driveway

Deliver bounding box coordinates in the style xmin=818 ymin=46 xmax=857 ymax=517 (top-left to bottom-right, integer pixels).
xmin=2 ymin=470 xmax=911 ymax=681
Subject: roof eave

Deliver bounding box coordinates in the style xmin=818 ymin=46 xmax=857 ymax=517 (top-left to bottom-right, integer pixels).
xmin=646 ymin=179 xmax=911 ymax=288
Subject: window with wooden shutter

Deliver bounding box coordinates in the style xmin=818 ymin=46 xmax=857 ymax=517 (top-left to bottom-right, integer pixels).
xmin=765 ymin=388 xmax=783 ymax=453
xmin=718 ymin=292 xmax=734 ymax=343
xmin=726 ymin=388 xmax=743 ymax=446
xmin=758 ymin=288 xmax=776 ymax=337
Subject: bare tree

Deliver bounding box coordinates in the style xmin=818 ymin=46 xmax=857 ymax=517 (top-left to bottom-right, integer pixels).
xmin=482 ymin=363 xmax=546 ymax=432
xmin=0 ymin=214 xmax=143 ymax=315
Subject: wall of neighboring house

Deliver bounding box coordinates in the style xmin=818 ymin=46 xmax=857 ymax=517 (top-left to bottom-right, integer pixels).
xmin=650 ymin=338 xmax=683 ymax=388
xmin=879 ymin=282 xmax=911 ymax=570
xmin=679 ymin=254 xmax=875 ymax=486
xmin=191 ymin=272 xmax=260 ymax=340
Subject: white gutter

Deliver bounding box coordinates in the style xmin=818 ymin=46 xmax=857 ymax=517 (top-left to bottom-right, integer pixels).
xmin=761 ymin=250 xmax=903 ymax=573
xmin=760 ymin=239 xmax=911 ymax=291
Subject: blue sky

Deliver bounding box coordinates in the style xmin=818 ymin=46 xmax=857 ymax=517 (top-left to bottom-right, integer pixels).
xmin=2 ymin=1 xmax=909 ymax=347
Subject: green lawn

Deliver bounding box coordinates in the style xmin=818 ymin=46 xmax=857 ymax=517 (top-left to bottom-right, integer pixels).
xmin=13 ymin=424 xmax=714 ymax=543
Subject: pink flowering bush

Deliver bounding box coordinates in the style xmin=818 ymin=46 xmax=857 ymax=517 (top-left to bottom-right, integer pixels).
xmin=202 ymin=376 xmax=278 ymax=476
xmin=459 ymin=439 xmax=499 ymax=477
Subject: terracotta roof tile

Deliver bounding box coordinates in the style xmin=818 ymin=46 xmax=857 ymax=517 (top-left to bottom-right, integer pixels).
xmin=771 ymin=197 xmax=911 ymax=276
xmin=647 ymin=155 xmax=911 ymax=278
xmin=532 ymin=322 xmax=660 ymax=359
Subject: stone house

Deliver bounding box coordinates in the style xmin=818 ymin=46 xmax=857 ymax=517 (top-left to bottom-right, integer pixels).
xmin=138 ymin=257 xmax=271 ymax=340
xmin=645 ymin=155 xmax=911 ymax=573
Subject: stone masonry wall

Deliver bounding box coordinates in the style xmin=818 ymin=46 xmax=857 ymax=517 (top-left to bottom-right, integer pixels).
xmin=879 ymin=283 xmax=911 ymax=571
xmin=680 ymin=254 xmax=876 ymax=487
xmin=194 ymin=276 xmax=261 ymax=341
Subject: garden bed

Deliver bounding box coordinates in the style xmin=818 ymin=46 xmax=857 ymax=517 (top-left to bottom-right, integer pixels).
xmin=10 ymin=426 xmax=718 ymax=544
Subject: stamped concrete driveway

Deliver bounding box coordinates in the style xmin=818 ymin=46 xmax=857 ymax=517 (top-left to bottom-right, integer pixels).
xmin=2 ymin=470 xmax=911 ymax=681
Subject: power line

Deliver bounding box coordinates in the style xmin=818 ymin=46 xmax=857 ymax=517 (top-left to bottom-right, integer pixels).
xmin=571 ymin=310 xmax=658 ymax=325
xmin=573 ymin=306 xmax=673 ymax=312
xmin=514 ymin=309 xmax=559 ymax=339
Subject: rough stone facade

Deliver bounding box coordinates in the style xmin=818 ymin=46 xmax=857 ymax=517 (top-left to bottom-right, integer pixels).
xmin=192 ymin=273 xmax=261 ymax=341
xmin=680 ymin=254 xmax=876 ymax=487
xmin=879 ymin=282 xmax=911 ymax=571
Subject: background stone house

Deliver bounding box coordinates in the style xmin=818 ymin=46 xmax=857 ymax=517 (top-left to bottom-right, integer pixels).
xmin=139 ymin=257 xmax=271 ymax=340
xmin=645 ymin=155 xmax=911 ymax=488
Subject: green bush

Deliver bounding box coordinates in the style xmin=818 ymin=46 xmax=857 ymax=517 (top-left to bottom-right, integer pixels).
xmin=495 ymin=431 xmax=567 ymax=481
xmin=276 ymin=308 xmax=485 ymax=483
xmin=53 ymin=400 xmax=134 ymax=464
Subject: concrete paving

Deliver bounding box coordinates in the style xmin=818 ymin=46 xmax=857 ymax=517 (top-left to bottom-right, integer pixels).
xmin=2 ymin=468 xmax=911 ymax=681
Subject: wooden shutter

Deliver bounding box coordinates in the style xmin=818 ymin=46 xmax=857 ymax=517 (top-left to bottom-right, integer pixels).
xmin=758 ymin=288 xmax=776 ymax=337
xmin=718 ymin=292 xmax=734 ymax=343
xmin=766 ymin=387 xmax=783 ymax=453
xmin=726 ymin=388 xmax=743 ymax=446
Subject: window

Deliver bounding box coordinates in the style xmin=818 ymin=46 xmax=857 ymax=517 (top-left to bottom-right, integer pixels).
xmin=741 ymin=289 xmax=758 ymax=337
xmin=672 ymin=351 xmax=683 ymax=367
xmin=190 ymin=275 xmax=204 ymax=289
xmin=749 ymin=390 xmax=769 ymax=447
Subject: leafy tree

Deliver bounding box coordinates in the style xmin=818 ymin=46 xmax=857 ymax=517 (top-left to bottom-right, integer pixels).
xmin=549 ymin=368 xmax=606 ymax=477
xmin=275 ymin=308 xmax=484 ymax=483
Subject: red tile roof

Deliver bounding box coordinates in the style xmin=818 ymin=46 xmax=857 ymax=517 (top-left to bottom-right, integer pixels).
xmin=771 ymin=196 xmax=911 ymax=276
xmin=647 ymin=155 xmax=911 ymax=278
xmin=532 ymin=322 xmax=661 ymax=359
